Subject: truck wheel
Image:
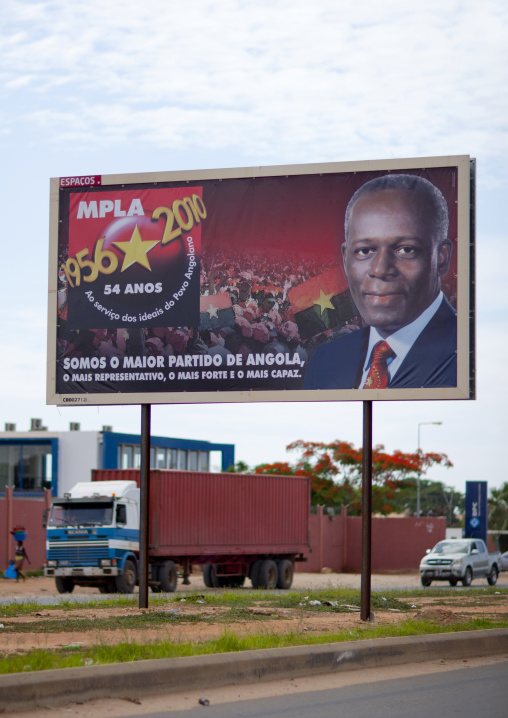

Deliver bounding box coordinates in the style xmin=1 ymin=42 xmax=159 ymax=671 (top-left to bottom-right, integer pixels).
xmin=203 ymin=564 xmax=216 ymax=588
xmin=448 ymin=578 xmax=458 ymax=586
xmin=257 ymin=560 xmax=278 ymax=590
xmin=276 ymin=560 xmax=294 ymax=589
xmin=115 ymin=558 xmax=137 ymax=594
xmin=421 ymin=576 xmax=432 ymax=587
xmin=487 ymin=565 xmax=499 ymax=586
xmin=461 ymin=566 xmax=473 ymax=587
xmin=55 ymin=577 xmax=74 ymax=594
xmin=250 ymin=560 xmax=264 ymax=589
xmin=159 ymin=561 xmax=178 ymax=592
xmin=203 ymin=564 xmax=221 ymax=587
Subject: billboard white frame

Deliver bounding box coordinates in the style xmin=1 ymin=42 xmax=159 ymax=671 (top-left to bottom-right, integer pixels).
xmin=47 ymin=154 xmax=474 ymax=406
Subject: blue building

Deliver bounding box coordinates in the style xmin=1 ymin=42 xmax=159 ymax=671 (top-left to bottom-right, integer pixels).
xmin=0 ymin=420 xmax=235 ymax=497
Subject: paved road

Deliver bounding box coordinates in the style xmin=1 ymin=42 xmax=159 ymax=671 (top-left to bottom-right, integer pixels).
xmin=123 ymin=661 xmax=508 ymax=718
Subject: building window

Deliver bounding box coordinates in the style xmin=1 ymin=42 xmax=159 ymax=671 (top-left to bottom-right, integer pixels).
xmin=199 ymin=452 xmax=210 ymax=471
xmin=169 ymin=449 xmax=178 ymax=469
xmin=156 ymin=448 xmax=166 ymax=469
xmin=118 ymin=444 xmax=210 ymax=473
xmin=189 ymin=450 xmax=198 ymax=471
xmin=178 ymin=450 xmax=188 ymax=470
xmin=0 ymin=444 xmax=52 ymax=493
xmin=120 ymin=445 xmax=133 ymax=469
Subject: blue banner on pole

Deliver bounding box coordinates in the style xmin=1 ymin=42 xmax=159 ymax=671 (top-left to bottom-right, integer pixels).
xmin=465 ymin=481 xmax=488 ymax=543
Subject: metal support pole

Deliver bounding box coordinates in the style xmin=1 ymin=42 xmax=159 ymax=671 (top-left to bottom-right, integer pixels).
xmin=139 ymin=404 xmax=151 ymax=609
xmin=417 ymin=423 xmax=421 ymax=518
xmin=361 ymin=400 xmax=373 ymax=622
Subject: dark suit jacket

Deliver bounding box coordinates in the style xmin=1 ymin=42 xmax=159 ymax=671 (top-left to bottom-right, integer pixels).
xmin=303 ymin=297 xmax=457 ymax=390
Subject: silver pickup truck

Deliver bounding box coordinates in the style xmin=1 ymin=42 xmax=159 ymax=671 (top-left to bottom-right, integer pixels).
xmin=419 ymin=538 xmax=501 ymax=587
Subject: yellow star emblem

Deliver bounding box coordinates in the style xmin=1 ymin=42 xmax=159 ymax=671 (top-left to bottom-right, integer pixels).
xmin=207 ymin=304 xmax=219 ymax=319
xmin=113 ymin=225 xmax=160 ymax=272
xmin=313 ymin=289 xmax=335 ymax=315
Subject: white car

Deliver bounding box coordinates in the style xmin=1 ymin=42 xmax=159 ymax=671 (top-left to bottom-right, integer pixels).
xmin=419 ymin=539 xmax=501 ymax=587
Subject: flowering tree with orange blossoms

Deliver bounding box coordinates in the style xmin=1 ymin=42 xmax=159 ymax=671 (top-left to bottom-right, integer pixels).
xmin=254 ymin=440 xmax=453 ymax=516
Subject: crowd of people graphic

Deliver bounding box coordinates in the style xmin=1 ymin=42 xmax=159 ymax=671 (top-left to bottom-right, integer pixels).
xmin=56 ymin=248 xmax=360 ymax=372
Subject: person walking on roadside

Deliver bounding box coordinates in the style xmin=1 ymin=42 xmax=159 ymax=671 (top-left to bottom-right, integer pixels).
xmin=14 ymin=541 xmax=30 ymax=582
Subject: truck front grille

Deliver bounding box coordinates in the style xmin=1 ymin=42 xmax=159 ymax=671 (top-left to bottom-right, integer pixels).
xmin=48 ymin=540 xmax=109 ymax=564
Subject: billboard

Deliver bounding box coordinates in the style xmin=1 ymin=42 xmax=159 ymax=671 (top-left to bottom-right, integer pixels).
xmin=47 ymin=156 xmax=474 ymax=406
xmin=465 ymin=481 xmax=488 ymax=544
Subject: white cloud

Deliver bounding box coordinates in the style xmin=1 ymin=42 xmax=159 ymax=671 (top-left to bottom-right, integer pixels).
xmin=1 ymin=1 xmax=507 ymax=169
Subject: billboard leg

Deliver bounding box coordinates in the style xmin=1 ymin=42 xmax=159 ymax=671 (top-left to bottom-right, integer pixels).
xmin=361 ymin=400 xmax=373 ymax=622
xmin=139 ymin=404 xmax=151 ymax=609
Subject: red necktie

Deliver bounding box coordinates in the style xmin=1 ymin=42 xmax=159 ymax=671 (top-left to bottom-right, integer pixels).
xmin=364 ymin=340 xmax=395 ymax=389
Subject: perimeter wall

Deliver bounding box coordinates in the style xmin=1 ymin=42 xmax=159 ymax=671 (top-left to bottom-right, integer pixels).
xmin=1 ymin=493 xmax=446 ymax=573
xmin=296 ymin=506 xmax=447 ymax=573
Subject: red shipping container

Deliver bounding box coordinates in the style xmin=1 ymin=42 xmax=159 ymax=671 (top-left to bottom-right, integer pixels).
xmin=92 ymin=469 xmax=310 ymax=562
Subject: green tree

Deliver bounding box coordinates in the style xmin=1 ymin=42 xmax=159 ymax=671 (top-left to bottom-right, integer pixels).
xmin=227 ymin=460 xmax=250 ymax=473
xmin=393 ymin=477 xmax=464 ymax=525
xmin=488 ymin=482 xmax=508 ymax=529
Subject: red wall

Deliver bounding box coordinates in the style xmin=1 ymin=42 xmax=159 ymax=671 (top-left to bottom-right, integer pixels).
xmin=296 ymin=507 xmax=446 ymax=573
xmin=344 ymin=516 xmax=446 ymax=572
xmin=303 ymin=506 xmax=346 ymax=572
xmin=1 ymin=489 xmax=51 ymax=572
xmin=0 ymin=496 xmax=8 ymax=570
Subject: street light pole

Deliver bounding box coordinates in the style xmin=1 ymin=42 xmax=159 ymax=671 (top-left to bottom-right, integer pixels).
xmin=417 ymin=421 xmax=442 ymax=517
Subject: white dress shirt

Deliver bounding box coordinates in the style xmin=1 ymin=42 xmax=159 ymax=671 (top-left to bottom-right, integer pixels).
xmin=358 ymin=292 xmax=445 ymax=389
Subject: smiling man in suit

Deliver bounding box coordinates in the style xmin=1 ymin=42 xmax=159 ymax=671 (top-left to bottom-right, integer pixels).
xmin=303 ymin=173 xmax=456 ymax=390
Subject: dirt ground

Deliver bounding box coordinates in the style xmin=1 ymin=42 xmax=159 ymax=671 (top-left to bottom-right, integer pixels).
xmin=1 ymin=572 xmax=507 ymax=654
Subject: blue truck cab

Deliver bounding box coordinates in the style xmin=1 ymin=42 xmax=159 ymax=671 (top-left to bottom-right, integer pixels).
xmin=44 ymin=480 xmax=140 ymax=594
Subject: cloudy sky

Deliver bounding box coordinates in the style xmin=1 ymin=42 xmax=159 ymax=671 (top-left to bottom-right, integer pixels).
xmin=1 ymin=0 xmax=507 ymax=493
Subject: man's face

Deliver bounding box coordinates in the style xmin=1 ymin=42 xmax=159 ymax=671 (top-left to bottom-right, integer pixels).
xmin=342 ymin=189 xmax=451 ymax=338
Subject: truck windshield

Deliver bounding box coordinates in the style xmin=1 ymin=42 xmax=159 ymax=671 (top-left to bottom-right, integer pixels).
xmin=432 ymin=541 xmax=470 ymax=555
xmin=49 ymin=502 xmax=114 ymax=527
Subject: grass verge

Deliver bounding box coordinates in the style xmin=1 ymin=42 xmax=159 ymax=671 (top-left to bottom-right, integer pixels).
xmin=1 ymin=586 xmax=506 ymax=619
xmin=0 ymin=616 xmax=506 ymax=675
xmin=1 ymin=610 xmax=265 ymax=633
xmin=0 ymin=588 xmax=410 ymax=623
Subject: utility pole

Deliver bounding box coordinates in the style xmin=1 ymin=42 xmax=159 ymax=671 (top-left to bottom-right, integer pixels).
xmin=417 ymin=422 xmax=442 ymax=516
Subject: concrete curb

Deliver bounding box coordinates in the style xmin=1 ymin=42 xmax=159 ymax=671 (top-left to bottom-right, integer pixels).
xmin=1 ymin=629 xmax=507 ymax=712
